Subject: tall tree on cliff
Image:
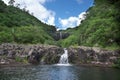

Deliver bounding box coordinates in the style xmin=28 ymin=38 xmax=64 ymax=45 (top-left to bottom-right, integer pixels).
xmin=8 ymin=0 xmax=15 ymax=6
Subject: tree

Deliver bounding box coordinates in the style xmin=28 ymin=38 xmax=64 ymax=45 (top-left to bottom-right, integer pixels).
xmin=23 ymin=5 xmax=27 ymax=11
xmin=16 ymin=3 xmax=20 ymax=8
xmin=8 ymin=0 xmax=15 ymax=6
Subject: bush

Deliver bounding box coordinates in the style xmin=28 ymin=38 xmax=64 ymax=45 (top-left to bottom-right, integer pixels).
xmin=113 ymin=58 xmax=120 ymax=69
xmin=0 ymin=31 xmax=13 ymax=43
xmin=61 ymin=35 xmax=78 ymax=47
xmin=15 ymin=56 xmax=28 ymax=63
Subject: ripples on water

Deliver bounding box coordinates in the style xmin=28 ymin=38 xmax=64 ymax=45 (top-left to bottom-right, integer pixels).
xmin=0 ymin=65 xmax=120 ymax=80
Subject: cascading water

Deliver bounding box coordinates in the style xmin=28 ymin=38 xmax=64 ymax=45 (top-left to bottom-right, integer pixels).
xmin=56 ymin=48 xmax=71 ymax=66
xmin=59 ymin=48 xmax=68 ymax=64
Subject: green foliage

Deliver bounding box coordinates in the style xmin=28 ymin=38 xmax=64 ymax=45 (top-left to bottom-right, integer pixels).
xmin=60 ymin=0 xmax=120 ymax=49
xmin=0 ymin=1 xmax=43 ymax=27
xmin=14 ymin=26 xmax=53 ymax=44
xmin=113 ymin=58 xmax=120 ymax=69
xmin=15 ymin=56 xmax=23 ymax=62
xmin=61 ymin=35 xmax=78 ymax=47
xmin=0 ymin=0 xmax=56 ymax=44
xmin=15 ymin=56 xmax=28 ymax=63
xmin=0 ymin=26 xmax=54 ymax=44
xmin=0 ymin=29 xmax=13 ymax=43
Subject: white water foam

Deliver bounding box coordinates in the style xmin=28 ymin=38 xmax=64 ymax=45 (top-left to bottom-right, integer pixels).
xmin=55 ymin=48 xmax=71 ymax=66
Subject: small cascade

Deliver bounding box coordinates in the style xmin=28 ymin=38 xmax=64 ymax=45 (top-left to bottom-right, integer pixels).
xmin=56 ymin=48 xmax=71 ymax=66
xmin=60 ymin=32 xmax=62 ymax=39
xmin=59 ymin=48 xmax=68 ymax=64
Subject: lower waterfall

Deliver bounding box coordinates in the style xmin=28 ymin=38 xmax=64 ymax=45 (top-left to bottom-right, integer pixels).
xmin=56 ymin=48 xmax=71 ymax=66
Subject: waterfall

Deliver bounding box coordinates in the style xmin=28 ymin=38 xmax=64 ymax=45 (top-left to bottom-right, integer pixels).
xmin=59 ymin=48 xmax=68 ymax=64
xmin=56 ymin=48 xmax=71 ymax=66
xmin=60 ymin=32 xmax=62 ymax=39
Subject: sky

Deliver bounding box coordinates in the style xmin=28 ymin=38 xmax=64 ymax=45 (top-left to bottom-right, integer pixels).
xmin=2 ymin=0 xmax=94 ymax=30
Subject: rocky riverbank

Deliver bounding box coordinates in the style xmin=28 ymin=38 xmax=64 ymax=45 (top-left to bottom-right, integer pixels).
xmin=0 ymin=43 xmax=120 ymax=67
xmin=68 ymin=46 xmax=120 ymax=67
xmin=0 ymin=43 xmax=63 ymax=65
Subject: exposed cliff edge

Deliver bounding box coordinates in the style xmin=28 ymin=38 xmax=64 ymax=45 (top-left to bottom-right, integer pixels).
xmin=0 ymin=43 xmax=63 ymax=65
xmin=68 ymin=46 xmax=120 ymax=67
xmin=0 ymin=43 xmax=120 ymax=67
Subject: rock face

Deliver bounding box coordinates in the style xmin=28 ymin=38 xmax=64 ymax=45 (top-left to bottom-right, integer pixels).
xmin=0 ymin=43 xmax=63 ymax=65
xmin=0 ymin=43 xmax=120 ymax=66
xmin=27 ymin=45 xmax=63 ymax=64
xmin=53 ymin=32 xmax=70 ymax=41
xmin=68 ymin=46 xmax=120 ymax=66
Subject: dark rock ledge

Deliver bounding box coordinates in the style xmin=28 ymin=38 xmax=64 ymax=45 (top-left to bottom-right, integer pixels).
xmin=0 ymin=43 xmax=63 ymax=66
xmin=0 ymin=43 xmax=119 ymax=67
xmin=68 ymin=46 xmax=120 ymax=67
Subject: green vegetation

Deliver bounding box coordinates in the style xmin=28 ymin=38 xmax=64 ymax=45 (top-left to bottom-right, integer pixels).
xmin=15 ymin=56 xmax=28 ymax=63
xmin=113 ymin=58 xmax=120 ymax=69
xmin=0 ymin=0 xmax=56 ymax=44
xmin=60 ymin=0 xmax=120 ymax=50
xmin=0 ymin=0 xmax=120 ymax=50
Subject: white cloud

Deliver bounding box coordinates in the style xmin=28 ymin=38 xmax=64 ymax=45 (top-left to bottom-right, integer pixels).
xmin=59 ymin=17 xmax=79 ymax=30
xmin=59 ymin=12 xmax=86 ymax=30
xmin=2 ymin=0 xmax=55 ymax=26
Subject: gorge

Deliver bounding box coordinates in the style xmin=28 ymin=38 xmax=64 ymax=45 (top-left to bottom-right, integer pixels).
xmin=0 ymin=43 xmax=120 ymax=80
xmin=0 ymin=0 xmax=120 ymax=80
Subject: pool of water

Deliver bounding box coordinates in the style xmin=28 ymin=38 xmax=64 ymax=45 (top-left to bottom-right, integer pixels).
xmin=0 ymin=65 xmax=120 ymax=80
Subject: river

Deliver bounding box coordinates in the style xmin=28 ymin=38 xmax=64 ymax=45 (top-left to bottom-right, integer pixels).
xmin=0 ymin=65 xmax=120 ymax=80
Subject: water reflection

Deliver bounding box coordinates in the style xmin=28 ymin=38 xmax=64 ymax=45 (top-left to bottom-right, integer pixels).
xmin=34 ymin=65 xmax=78 ymax=80
xmin=50 ymin=66 xmax=78 ymax=80
xmin=0 ymin=65 xmax=120 ymax=80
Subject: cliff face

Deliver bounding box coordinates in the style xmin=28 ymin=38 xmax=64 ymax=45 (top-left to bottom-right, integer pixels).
xmin=0 ymin=43 xmax=63 ymax=65
xmin=0 ymin=43 xmax=120 ymax=67
xmin=68 ymin=46 xmax=120 ymax=66
xmin=27 ymin=46 xmax=63 ymax=64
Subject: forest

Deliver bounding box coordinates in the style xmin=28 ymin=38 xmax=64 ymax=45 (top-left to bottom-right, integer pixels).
xmin=0 ymin=0 xmax=119 ymax=50
xmin=60 ymin=0 xmax=120 ymax=50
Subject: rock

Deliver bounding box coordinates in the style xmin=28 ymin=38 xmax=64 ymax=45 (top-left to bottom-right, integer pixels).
xmin=68 ymin=46 xmax=120 ymax=66
xmin=27 ymin=46 xmax=63 ymax=64
xmin=0 ymin=43 xmax=63 ymax=64
xmin=0 ymin=43 xmax=119 ymax=66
